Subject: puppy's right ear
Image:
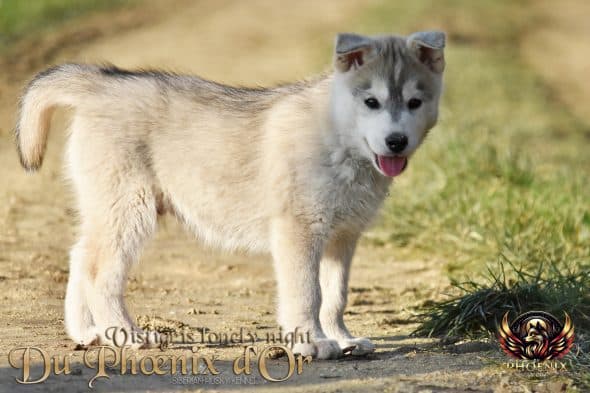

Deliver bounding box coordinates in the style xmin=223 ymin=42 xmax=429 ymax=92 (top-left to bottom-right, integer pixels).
xmin=334 ymin=33 xmax=378 ymax=72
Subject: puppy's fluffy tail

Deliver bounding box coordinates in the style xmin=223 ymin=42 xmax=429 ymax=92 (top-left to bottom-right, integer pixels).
xmin=15 ymin=64 xmax=98 ymax=171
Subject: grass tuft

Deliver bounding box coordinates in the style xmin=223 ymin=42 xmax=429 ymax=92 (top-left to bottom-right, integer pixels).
xmin=414 ymin=258 xmax=590 ymax=338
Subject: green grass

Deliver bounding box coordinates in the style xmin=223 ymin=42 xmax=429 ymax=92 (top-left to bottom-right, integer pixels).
xmin=0 ymin=0 xmax=132 ymax=51
xmin=357 ymin=0 xmax=590 ymax=336
xmin=414 ymin=259 xmax=590 ymax=339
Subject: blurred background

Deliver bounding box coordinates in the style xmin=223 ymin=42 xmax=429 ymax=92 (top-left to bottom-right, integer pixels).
xmin=0 ymin=0 xmax=589 ymax=391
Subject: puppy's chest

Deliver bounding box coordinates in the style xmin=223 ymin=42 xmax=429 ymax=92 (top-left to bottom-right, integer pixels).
xmin=316 ymin=169 xmax=390 ymax=231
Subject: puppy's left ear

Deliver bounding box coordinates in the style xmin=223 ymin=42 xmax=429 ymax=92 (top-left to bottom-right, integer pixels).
xmin=334 ymin=33 xmax=378 ymax=72
xmin=407 ymin=31 xmax=446 ymax=73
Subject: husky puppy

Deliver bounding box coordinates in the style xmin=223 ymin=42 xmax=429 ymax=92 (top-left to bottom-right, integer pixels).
xmin=15 ymin=31 xmax=445 ymax=359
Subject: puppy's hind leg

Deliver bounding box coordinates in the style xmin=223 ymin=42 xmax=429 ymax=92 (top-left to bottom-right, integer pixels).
xmin=65 ymin=238 xmax=98 ymax=346
xmin=65 ymin=131 xmax=160 ymax=348
xmin=80 ymin=185 xmax=158 ymax=348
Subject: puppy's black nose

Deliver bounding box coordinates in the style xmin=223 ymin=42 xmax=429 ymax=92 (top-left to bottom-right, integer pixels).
xmin=385 ymin=133 xmax=408 ymax=154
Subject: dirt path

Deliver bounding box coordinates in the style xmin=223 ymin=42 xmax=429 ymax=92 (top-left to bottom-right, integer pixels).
xmin=0 ymin=1 xmax=581 ymax=392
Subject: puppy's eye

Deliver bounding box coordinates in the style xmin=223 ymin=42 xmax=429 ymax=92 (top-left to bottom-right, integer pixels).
xmin=364 ymin=97 xmax=380 ymax=110
xmin=407 ymin=98 xmax=422 ymax=110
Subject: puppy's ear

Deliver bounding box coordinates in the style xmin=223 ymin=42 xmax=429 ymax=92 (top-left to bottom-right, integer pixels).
xmin=407 ymin=31 xmax=446 ymax=73
xmin=334 ymin=33 xmax=378 ymax=72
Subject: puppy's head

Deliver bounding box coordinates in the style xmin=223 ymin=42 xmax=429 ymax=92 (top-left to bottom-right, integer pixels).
xmin=331 ymin=32 xmax=445 ymax=177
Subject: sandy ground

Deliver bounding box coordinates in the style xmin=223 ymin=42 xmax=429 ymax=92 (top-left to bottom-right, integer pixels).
xmin=0 ymin=1 xmax=585 ymax=392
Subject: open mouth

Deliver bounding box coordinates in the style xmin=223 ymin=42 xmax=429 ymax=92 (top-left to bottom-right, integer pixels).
xmin=375 ymin=154 xmax=408 ymax=177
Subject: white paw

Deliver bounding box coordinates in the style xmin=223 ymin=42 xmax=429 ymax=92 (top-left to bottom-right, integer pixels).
xmin=293 ymin=338 xmax=343 ymax=360
xmin=339 ymin=337 xmax=375 ymax=356
xmin=70 ymin=329 xmax=100 ymax=349
xmin=65 ymin=313 xmax=97 ymax=346
xmin=66 ymin=321 xmax=100 ymax=347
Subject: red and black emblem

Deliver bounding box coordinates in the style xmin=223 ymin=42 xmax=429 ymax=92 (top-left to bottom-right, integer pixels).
xmin=498 ymin=311 xmax=574 ymax=360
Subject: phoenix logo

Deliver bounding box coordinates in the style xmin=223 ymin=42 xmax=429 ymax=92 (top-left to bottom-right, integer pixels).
xmin=498 ymin=311 xmax=574 ymax=361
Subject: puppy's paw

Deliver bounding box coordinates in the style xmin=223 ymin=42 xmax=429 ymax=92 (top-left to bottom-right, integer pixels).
xmin=71 ymin=329 xmax=101 ymax=350
xmin=339 ymin=337 xmax=375 ymax=356
xmin=293 ymin=338 xmax=342 ymax=360
xmin=68 ymin=325 xmax=100 ymax=349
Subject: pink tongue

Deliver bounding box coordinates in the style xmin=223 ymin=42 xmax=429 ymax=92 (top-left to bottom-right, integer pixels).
xmin=377 ymin=155 xmax=407 ymax=177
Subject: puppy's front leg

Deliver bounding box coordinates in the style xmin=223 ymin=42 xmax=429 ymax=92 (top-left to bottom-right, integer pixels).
xmin=270 ymin=217 xmax=342 ymax=359
xmin=320 ymin=232 xmax=375 ymax=355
